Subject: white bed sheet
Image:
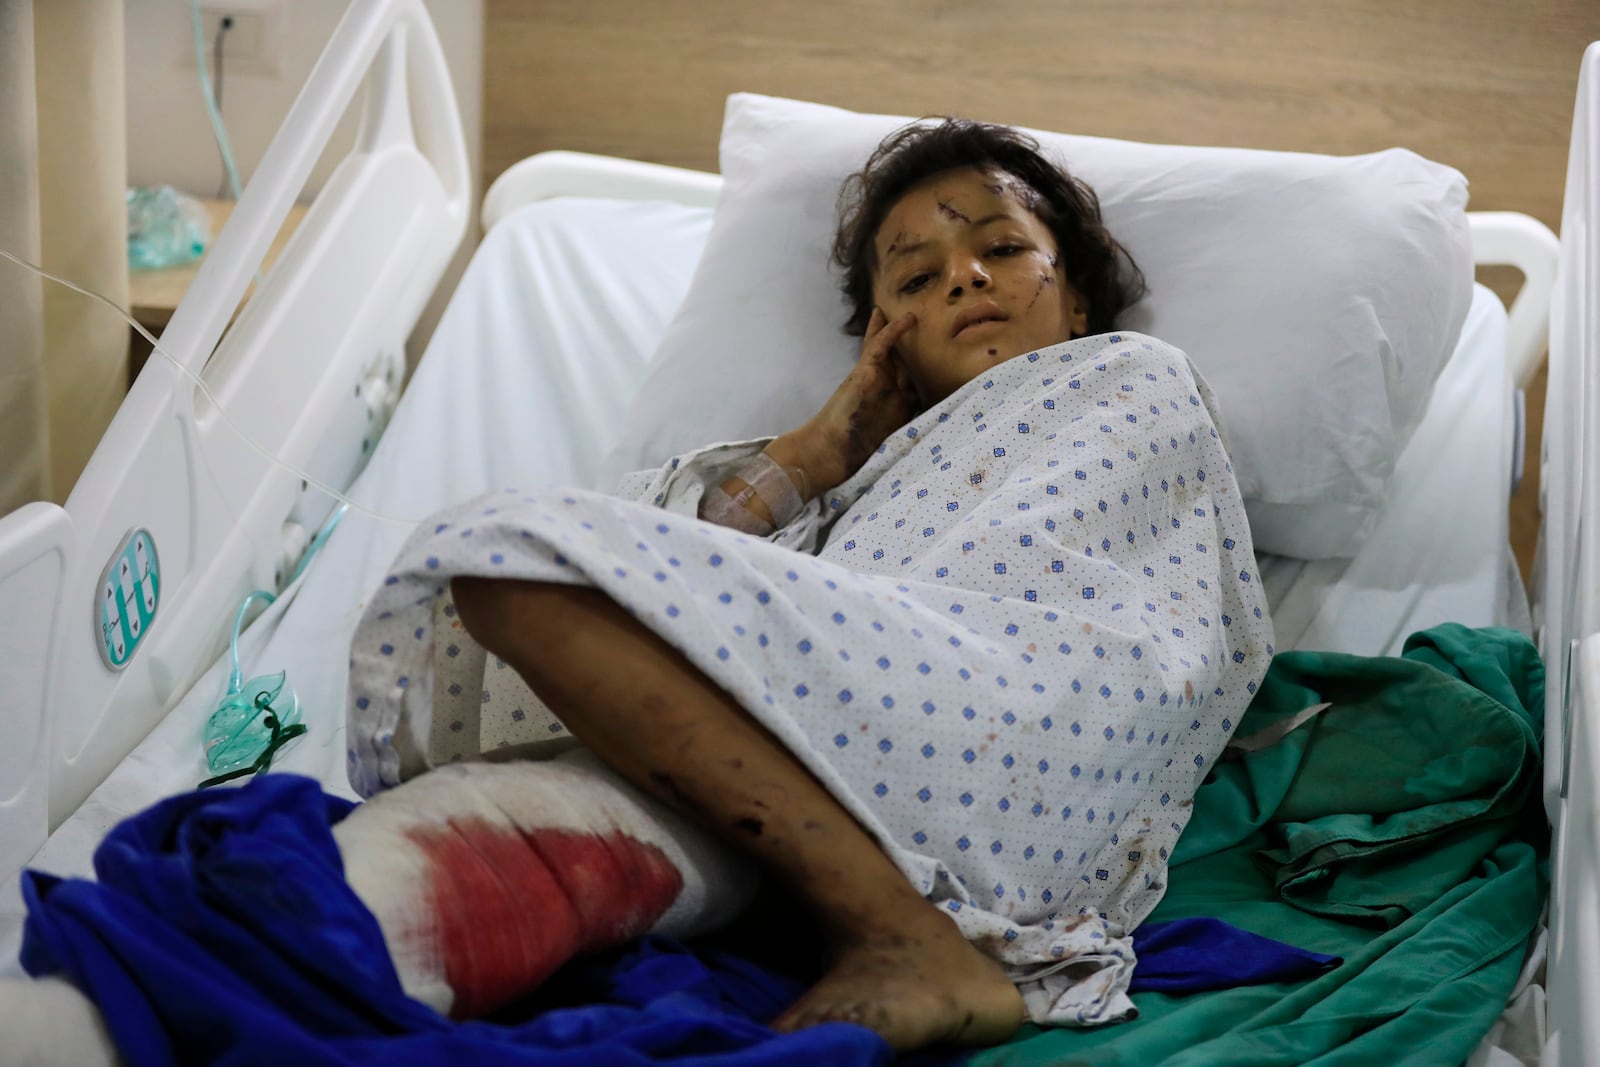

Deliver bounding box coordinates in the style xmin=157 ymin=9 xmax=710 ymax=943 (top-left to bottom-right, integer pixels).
xmin=0 ymin=195 xmax=1519 ymax=976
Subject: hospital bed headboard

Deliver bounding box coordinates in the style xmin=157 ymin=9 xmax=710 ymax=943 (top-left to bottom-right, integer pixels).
xmin=0 ymin=0 xmax=469 ymax=849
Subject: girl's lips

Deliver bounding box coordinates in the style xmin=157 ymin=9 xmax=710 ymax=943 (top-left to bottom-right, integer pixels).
xmin=951 ymin=302 xmax=1008 ymax=337
xmin=954 ymin=317 xmax=1007 ymax=339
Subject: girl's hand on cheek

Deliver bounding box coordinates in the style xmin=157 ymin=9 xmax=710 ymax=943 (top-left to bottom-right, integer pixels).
xmin=802 ymin=309 xmax=921 ymax=489
xmin=764 ymin=310 xmax=921 ymax=498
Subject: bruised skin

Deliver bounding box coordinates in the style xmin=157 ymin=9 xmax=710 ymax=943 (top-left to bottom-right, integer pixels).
xmin=772 ymin=913 xmax=1026 ymax=1048
xmin=451 ymin=577 xmax=1026 ymax=1051
xmin=983 ymin=174 xmax=1041 ymax=212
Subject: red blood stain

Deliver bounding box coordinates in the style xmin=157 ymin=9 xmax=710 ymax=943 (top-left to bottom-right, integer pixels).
xmin=405 ymin=819 xmax=683 ymax=1018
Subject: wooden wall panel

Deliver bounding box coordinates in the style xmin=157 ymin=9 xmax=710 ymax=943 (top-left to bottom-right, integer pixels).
xmin=486 ymin=0 xmax=1596 ymax=229
xmin=484 ymin=0 xmax=1600 ymax=577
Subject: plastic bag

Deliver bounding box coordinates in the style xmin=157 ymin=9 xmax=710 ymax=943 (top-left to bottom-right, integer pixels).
xmin=126 ymin=185 xmax=212 ymax=271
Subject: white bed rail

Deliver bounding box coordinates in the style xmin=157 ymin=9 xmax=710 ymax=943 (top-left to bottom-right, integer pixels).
xmin=0 ymin=0 xmax=469 ymax=845
xmin=0 ymin=505 xmax=70 ymax=878
xmin=1469 ymin=212 xmax=1561 ymax=392
xmin=482 ymin=151 xmax=722 ymax=231
xmin=1542 ymin=38 xmax=1600 ymax=1067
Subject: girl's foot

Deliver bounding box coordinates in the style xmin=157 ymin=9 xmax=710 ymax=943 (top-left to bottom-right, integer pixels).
xmin=772 ymin=910 xmax=1027 ymax=1051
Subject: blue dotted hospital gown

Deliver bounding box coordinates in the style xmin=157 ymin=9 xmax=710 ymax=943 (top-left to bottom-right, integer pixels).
xmin=347 ymin=333 xmax=1274 ymax=1026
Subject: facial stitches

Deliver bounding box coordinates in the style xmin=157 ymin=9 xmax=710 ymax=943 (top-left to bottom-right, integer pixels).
xmin=1023 ymin=272 xmax=1056 ymax=313
xmin=870 ymin=167 xmax=1089 ymax=406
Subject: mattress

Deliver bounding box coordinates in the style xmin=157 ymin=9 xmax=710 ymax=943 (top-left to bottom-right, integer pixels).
xmin=0 ymin=195 xmax=1519 ymax=974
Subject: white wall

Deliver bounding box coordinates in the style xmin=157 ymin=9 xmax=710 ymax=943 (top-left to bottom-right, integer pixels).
xmin=126 ymin=0 xmax=481 ymax=202
xmin=124 ymin=0 xmax=483 ymax=359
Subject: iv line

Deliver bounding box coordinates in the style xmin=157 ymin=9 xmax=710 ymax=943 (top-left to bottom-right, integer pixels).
xmin=0 ymin=246 xmax=421 ymax=529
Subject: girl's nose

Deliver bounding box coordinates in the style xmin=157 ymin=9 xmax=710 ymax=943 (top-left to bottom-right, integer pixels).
xmin=948 ymin=261 xmax=990 ymax=299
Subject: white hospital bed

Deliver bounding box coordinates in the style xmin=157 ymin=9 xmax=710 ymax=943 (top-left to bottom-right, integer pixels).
xmin=0 ymin=0 xmax=1595 ymax=1062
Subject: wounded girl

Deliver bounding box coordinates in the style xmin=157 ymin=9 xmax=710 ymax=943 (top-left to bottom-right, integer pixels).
xmin=342 ymin=118 xmax=1274 ymax=1052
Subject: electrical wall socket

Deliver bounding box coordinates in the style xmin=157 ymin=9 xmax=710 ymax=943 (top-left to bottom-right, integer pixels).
xmin=178 ymin=2 xmax=282 ymax=77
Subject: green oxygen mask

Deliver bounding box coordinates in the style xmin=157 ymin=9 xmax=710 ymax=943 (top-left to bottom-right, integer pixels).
xmin=201 ymin=662 xmax=305 ymax=785
xmin=198 ymin=505 xmax=346 ymax=788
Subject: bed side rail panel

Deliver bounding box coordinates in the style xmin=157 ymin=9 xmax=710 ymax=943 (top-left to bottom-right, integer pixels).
xmin=42 ymin=0 xmax=467 ymax=828
xmin=0 ymin=504 xmax=70 ymax=878
xmin=1543 ymin=37 xmax=1599 ymax=1067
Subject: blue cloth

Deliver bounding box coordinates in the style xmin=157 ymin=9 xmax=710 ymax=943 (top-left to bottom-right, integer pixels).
xmin=1128 ymin=917 xmax=1340 ymax=994
xmin=19 ymin=774 xmax=892 ymax=1067
xmin=17 ymin=774 xmax=1336 ymax=1066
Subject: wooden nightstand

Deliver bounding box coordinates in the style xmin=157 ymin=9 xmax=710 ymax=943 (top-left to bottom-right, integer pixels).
xmin=126 ymin=197 xmax=308 ymax=386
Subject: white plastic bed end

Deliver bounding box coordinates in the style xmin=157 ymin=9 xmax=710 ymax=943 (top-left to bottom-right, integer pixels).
xmin=1469 ymin=211 xmax=1560 ymax=392
xmin=482 ymin=151 xmax=722 ymax=233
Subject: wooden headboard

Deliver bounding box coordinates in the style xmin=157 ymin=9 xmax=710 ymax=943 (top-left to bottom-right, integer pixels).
xmin=483 ymin=0 xmax=1600 ymax=577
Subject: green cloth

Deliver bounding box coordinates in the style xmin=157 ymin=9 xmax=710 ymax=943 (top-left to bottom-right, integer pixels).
xmin=975 ymin=624 xmax=1548 ymax=1067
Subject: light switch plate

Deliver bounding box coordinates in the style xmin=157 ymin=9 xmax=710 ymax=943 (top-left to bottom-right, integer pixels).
xmin=180 ymin=1 xmax=283 ymax=77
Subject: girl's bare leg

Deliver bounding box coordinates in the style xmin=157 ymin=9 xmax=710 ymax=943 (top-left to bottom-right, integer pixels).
xmin=451 ymin=577 xmax=1026 ymax=1051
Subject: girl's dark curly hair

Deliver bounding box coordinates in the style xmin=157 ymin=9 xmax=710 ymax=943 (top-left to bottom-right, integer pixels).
xmin=832 ymin=119 xmax=1146 ymax=338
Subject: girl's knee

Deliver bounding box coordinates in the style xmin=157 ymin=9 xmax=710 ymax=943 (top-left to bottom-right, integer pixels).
xmin=450 ymin=575 xmax=519 ymax=654
xmin=449 ymin=576 xmax=591 ymax=659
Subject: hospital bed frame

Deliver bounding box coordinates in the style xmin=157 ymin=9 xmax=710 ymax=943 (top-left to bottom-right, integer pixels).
xmin=0 ymin=0 xmax=1593 ymax=1062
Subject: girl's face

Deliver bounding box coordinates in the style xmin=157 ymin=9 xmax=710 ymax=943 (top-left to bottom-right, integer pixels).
xmin=870 ymin=167 xmax=1089 ymax=406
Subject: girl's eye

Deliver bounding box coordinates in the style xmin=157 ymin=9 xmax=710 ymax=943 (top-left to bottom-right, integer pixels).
xmin=900 ymin=273 xmax=932 ymax=294
xmin=990 ymin=244 xmax=1024 ymax=257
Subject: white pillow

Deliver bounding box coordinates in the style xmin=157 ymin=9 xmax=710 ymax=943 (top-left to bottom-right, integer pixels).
xmin=604 ymin=93 xmax=1473 ymax=560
